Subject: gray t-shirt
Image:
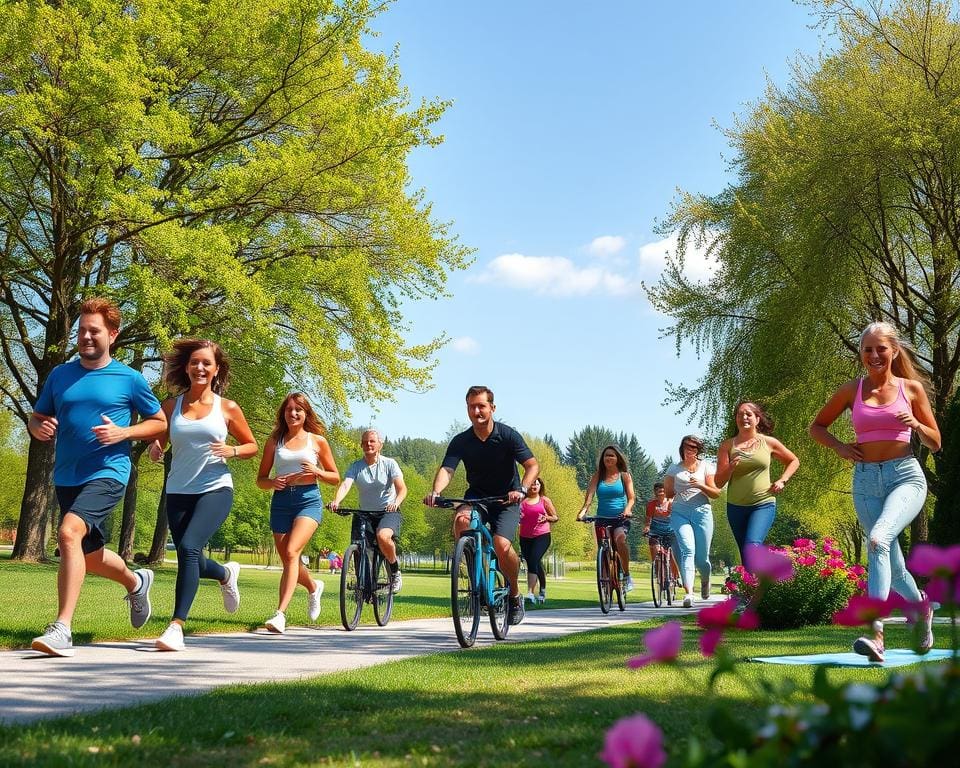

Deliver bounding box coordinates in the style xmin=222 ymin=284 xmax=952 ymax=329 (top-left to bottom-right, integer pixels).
xmin=345 ymin=456 xmax=403 ymax=510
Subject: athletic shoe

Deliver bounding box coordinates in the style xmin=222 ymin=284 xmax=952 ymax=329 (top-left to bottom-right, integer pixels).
xmin=682 ymin=595 xmax=693 ymax=608
xmin=220 ymin=562 xmax=241 ymax=613
xmin=31 ymin=621 xmax=74 ymax=657
xmin=156 ymin=622 xmax=185 ymax=652
xmin=853 ymin=619 xmax=885 ymax=663
xmin=538 ymin=592 xmax=546 ymax=604
xmin=919 ymin=590 xmax=935 ymax=652
xmin=701 ymin=579 xmax=711 ymax=599
xmin=525 ymin=592 xmax=537 ymax=604
xmin=625 ymin=576 xmax=635 ymax=593
xmin=391 ymin=569 xmax=403 ymax=594
xmin=125 ymin=568 xmax=154 ymax=628
xmin=265 ymin=611 xmax=286 ymax=634
xmin=307 ymin=581 xmax=324 ymax=622
xmin=508 ymin=596 xmax=525 ymax=625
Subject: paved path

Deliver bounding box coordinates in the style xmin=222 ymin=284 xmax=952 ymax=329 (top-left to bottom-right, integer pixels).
xmin=0 ymin=600 xmax=710 ymax=724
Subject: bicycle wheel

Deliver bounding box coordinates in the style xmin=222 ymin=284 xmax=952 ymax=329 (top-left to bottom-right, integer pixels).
xmin=614 ymin=553 xmax=626 ymax=612
xmin=657 ymin=552 xmax=670 ymax=607
xmin=650 ymin=552 xmax=662 ymax=607
xmin=666 ymin=549 xmax=678 ymax=606
xmin=451 ymin=536 xmax=481 ymax=648
xmin=339 ymin=543 xmax=364 ymax=631
xmin=488 ymin=564 xmax=510 ymax=640
xmin=372 ymin=551 xmax=394 ymax=627
xmin=596 ymin=546 xmax=612 ymax=614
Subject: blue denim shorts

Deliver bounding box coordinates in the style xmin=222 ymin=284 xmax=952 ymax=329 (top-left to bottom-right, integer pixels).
xmin=270 ymin=484 xmax=323 ymax=534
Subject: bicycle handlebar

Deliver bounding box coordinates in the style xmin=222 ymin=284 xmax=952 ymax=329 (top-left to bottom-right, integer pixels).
xmin=428 ymin=495 xmax=509 ymax=509
xmin=578 ymin=516 xmax=629 ymax=524
xmin=329 ymin=507 xmax=391 ymax=517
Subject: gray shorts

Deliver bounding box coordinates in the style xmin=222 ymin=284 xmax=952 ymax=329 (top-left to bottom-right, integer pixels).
xmin=56 ymin=478 xmax=126 ymax=554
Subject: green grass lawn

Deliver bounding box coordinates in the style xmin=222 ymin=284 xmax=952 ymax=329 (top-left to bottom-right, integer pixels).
xmin=0 ymin=618 xmax=940 ymax=767
xmin=0 ymin=558 xmax=611 ymax=649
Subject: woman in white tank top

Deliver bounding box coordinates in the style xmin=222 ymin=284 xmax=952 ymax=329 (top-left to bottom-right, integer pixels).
xmin=256 ymin=392 xmax=339 ymax=633
xmin=148 ymin=339 xmax=257 ymax=651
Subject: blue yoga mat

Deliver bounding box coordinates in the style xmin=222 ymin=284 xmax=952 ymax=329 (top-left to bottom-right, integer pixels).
xmin=751 ymin=649 xmax=957 ymax=668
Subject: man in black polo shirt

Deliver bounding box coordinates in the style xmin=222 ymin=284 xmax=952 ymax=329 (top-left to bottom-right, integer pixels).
xmin=426 ymin=385 xmax=539 ymax=625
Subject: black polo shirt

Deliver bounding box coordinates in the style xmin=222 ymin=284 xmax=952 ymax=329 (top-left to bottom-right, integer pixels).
xmin=441 ymin=421 xmax=534 ymax=498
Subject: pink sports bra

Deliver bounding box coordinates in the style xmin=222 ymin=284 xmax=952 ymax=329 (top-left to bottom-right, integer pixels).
xmin=851 ymin=378 xmax=912 ymax=443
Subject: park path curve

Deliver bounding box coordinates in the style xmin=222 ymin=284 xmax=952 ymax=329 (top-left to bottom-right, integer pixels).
xmin=0 ymin=599 xmax=716 ymax=724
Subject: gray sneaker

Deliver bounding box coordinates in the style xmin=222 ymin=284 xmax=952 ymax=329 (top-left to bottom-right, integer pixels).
xmin=509 ymin=596 xmax=525 ymax=626
xmin=31 ymin=621 xmax=74 ymax=657
xmin=390 ymin=569 xmax=403 ymax=594
xmin=125 ymin=569 xmax=154 ymax=628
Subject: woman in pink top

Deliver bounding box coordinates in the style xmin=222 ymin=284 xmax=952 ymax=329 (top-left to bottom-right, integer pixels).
xmin=810 ymin=322 xmax=941 ymax=662
xmin=519 ymin=479 xmax=559 ymax=604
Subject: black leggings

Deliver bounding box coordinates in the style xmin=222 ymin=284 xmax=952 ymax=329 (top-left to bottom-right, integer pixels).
xmin=167 ymin=488 xmax=233 ymax=622
xmin=519 ymin=533 xmax=551 ymax=593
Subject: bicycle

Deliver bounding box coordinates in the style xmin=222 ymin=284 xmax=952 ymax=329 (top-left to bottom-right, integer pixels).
xmin=647 ymin=532 xmax=678 ymax=607
xmin=580 ymin=516 xmax=628 ymax=614
xmin=431 ymin=496 xmax=512 ymax=648
xmin=331 ymin=508 xmax=395 ymax=630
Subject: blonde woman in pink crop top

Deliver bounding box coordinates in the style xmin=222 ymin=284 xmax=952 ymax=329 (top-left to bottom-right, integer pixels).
xmin=810 ymin=322 xmax=941 ymax=663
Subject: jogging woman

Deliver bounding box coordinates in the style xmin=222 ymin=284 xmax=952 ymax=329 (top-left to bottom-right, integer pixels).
xmin=664 ymin=435 xmax=721 ymax=607
xmin=148 ymin=339 xmax=257 ymax=651
xmin=576 ymin=445 xmax=636 ymax=592
xmin=810 ymin=321 xmax=940 ymax=662
xmin=519 ymin=478 xmax=558 ymax=604
xmin=257 ymin=392 xmax=339 ymax=634
xmin=714 ymin=401 xmax=799 ymax=564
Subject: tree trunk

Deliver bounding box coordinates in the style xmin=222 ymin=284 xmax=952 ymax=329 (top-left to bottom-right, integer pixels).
xmin=910 ymin=509 xmax=928 ymax=550
xmin=11 ymin=440 xmax=56 ymax=561
xmin=146 ymin=450 xmax=171 ymax=564
xmin=119 ymin=461 xmax=138 ymax=562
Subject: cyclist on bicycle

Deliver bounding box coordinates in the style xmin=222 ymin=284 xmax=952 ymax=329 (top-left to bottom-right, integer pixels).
xmin=576 ymin=444 xmax=636 ymax=591
xmin=329 ymin=429 xmax=407 ymax=593
xmin=643 ymin=482 xmax=680 ymax=582
xmin=424 ymin=386 xmax=539 ymax=626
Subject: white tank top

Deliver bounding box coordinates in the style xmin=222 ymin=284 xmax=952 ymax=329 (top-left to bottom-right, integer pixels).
xmin=166 ymin=394 xmax=232 ymax=494
xmin=273 ymin=432 xmax=319 ymax=477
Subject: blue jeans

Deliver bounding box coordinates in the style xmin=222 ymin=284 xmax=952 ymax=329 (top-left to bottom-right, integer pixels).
xmin=852 ymin=456 xmax=925 ymax=601
xmin=671 ymin=501 xmax=713 ymax=591
xmin=726 ymin=500 xmax=776 ymax=564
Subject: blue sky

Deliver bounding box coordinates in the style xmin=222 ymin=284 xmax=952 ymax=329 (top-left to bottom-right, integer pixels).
xmin=351 ymin=1 xmax=829 ymax=467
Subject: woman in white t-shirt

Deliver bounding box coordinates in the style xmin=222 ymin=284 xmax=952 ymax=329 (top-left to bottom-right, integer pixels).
xmin=664 ymin=434 xmax=721 ymax=607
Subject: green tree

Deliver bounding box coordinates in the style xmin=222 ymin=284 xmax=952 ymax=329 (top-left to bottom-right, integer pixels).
xmin=931 ymin=389 xmax=960 ymax=545
xmin=2 ymin=0 xmax=468 ymax=560
xmin=649 ymin=0 xmax=960 ymax=543
xmin=526 ymin=437 xmax=591 ymax=559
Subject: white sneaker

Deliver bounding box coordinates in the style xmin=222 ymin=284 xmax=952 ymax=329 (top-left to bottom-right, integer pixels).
xmin=682 ymin=595 xmax=693 ymax=608
xmin=156 ymin=622 xmax=185 ymax=652
xmin=390 ymin=569 xmax=403 ymax=594
xmin=307 ymin=581 xmax=324 ymax=622
xmin=220 ymin=562 xmax=240 ymax=613
xmin=625 ymin=576 xmax=635 ymax=593
xmin=265 ymin=611 xmax=286 ymax=633
xmin=526 ymin=592 xmax=537 ymax=604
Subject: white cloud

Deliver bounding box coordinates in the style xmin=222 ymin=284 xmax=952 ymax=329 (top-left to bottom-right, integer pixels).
xmin=587 ymin=235 xmax=626 ymax=258
xmin=469 ymin=252 xmax=640 ymax=297
xmin=451 ymin=336 xmax=479 ymax=354
xmin=637 ymin=230 xmax=718 ymax=282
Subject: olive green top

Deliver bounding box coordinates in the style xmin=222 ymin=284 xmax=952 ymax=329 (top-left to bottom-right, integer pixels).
xmin=727 ymin=437 xmax=774 ymax=507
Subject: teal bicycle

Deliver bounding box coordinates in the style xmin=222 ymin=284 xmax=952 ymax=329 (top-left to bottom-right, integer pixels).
xmin=434 ymin=496 xmax=511 ymax=648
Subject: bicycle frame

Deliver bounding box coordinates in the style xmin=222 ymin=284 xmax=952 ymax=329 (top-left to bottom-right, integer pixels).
xmin=332 ymin=508 xmax=394 ymax=630
xmin=581 ymin=516 xmax=627 ymax=613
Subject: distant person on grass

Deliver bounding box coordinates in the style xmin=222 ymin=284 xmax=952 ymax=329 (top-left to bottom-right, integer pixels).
xmin=257 ymin=393 xmax=339 ymax=634
xmin=147 ymin=339 xmax=258 ymax=651
xmin=30 ymin=298 xmax=166 ymax=658
xmin=425 ymin=386 xmax=539 ymax=626
xmin=519 ymin=478 xmax=558 ymax=605
xmin=576 ymin=445 xmax=636 ymax=593
xmin=330 ymin=429 xmax=407 ymax=593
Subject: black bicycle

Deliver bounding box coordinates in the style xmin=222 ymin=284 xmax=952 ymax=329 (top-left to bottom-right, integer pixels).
xmin=580 ymin=516 xmax=628 ymax=614
xmin=332 ymin=508 xmax=395 ymax=630
xmin=647 ymin=533 xmax=678 ymax=607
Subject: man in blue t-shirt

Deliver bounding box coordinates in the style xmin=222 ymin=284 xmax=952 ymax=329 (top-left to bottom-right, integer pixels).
xmin=29 ymin=298 xmax=166 ymax=657
xmin=425 ymin=386 xmax=539 ymax=626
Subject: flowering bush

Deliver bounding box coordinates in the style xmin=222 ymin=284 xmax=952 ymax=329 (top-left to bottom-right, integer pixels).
xmin=601 ymin=543 xmax=960 ymax=768
xmin=723 ymin=538 xmax=865 ymax=629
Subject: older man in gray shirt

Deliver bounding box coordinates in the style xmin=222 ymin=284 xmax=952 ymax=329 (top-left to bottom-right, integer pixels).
xmin=329 ymin=429 xmax=407 ymax=592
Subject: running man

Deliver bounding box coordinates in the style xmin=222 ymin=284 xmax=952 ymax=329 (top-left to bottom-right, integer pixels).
xmin=330 ymin=429 xmax=407 ymax=592
xmin=30 ymin=298 xmax=166 ymax=657
xmin=425 ymin=386 xmax=539 ymax=625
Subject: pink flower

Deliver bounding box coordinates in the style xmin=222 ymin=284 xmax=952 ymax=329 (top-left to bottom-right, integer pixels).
xmin=923 ymin=576 xmax=960 ymax=605
xmin=696 ymin=599 xmax=758 ymax=656
xmin=827 ymin=557 xmax=846 ymax=569
xmin=700 ymin=627 xmax=724 ymax=656
xmin=820 ymin=568 xmax=834 ymax=577
xmin=600 ymin=714 xmax=667 ymax=768
xmin=848 ymin=564 xmax=866 ymax=576
xmin=627 ymin=621 xmax=682 ymax=669
xmin=797 ymin=555 xmax=817 ymax=567
xmin=793 ymin=538 xmax=814 ymax=549
xmin=724 ymin=580 xmax=738 ymax=593
xmin=745 ymin=544 xmax=793 ymax=582
xmin=907 ymin=544 xmax=960 ymax=578
xmin=856 ymin=579 xmax=867 ymax=591
xmin=833 ymin=594 xmax=906 ymax=626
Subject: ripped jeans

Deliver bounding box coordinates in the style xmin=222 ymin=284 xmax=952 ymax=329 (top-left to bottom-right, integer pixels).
xmin=852 ymin=456 xmax=925 ymax=602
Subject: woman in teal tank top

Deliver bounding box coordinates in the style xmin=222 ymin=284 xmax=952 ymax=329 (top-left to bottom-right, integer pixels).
xmin=714 ymin=401 xmax=799 ymax=564
xmin=576 ymin=445 xmax=636 ymax=592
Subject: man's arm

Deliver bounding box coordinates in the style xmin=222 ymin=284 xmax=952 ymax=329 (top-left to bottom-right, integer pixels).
xmin=92 ymin=410 xmax=167 ymax=446
xmin=425 ymin=466 xmax=455 ymax=505
xmin=509 ymin=457 xmax=539 ymax=503
xmin=28 ymin=412 xmax=58 ymax=442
